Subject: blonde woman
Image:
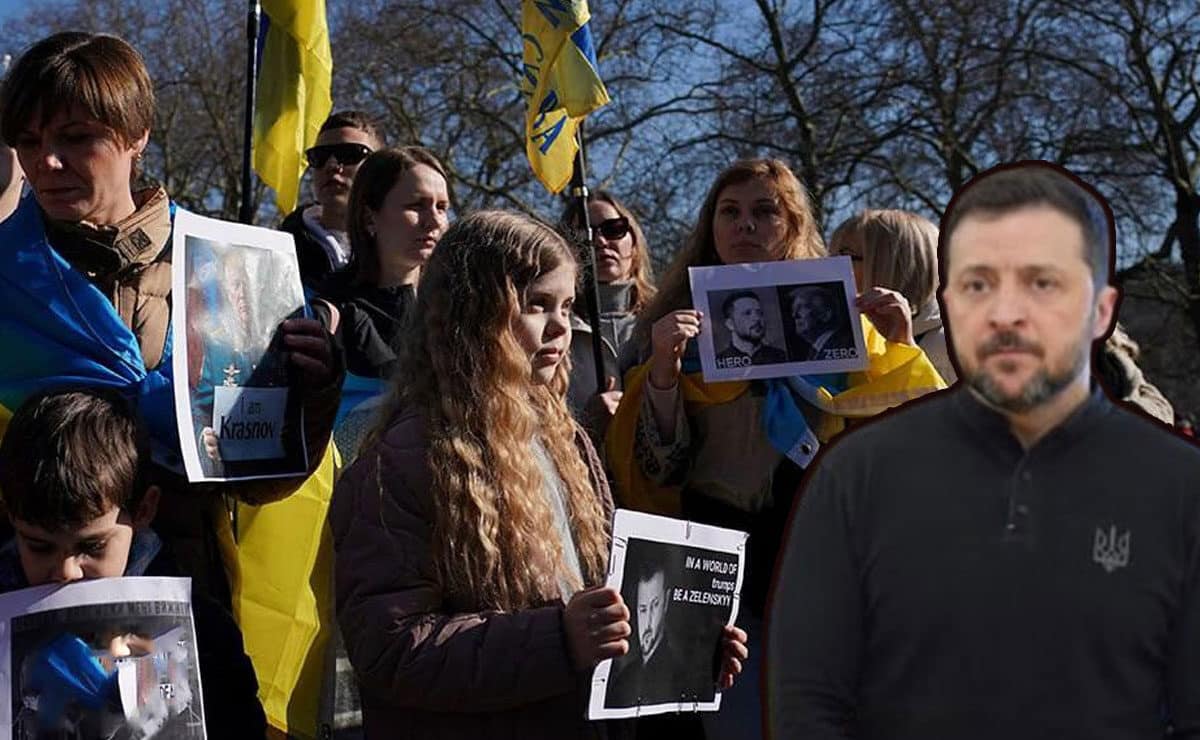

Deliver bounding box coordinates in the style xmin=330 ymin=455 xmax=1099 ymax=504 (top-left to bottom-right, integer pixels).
xmin=330 ymin=210 xmax=747 ymax=739
xmin=829 ymin=209 xmax=957 ymax=382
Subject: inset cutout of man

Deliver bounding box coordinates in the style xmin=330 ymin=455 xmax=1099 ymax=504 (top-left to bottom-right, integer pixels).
xmin=767 ymin=161 xmax=1200 ymax=740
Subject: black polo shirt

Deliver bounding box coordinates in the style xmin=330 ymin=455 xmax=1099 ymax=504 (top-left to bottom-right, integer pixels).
xmin=768 ymin=385 xmax=1200 ymax=740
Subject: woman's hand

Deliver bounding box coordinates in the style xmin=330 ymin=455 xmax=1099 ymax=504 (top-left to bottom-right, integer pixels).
xmin=587 ymin=376 xmax=624 ymax=419
xmin=282 ymin=318 xmax=337 ymax=388
xmin=856 ymin=287 xmax=915 ymax=346
xmin=716 ymin=624 xmax=749 ymax=690
xmin=649 ymin=310 xmax=702 ymax=389
xmin=564 ymin=586 xmax=630 ymax=671
xmin=201 ymin=427 xmax=220 ymax=461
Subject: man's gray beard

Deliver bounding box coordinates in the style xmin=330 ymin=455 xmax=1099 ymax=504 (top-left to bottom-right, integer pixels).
xmin=966 ymin=332 xmax=1090 ymax=413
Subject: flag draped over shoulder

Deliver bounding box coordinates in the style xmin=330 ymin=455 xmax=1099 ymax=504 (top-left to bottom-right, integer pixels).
xmin=606 ymin=316 xmax=948 ymax=515
xmin=253 ymin=0 xmax=334 ymax=214
xmin=0 ymin=196 xmax=181 ymax=467
xmin=521 ymin=0 xmax=610 ymax=192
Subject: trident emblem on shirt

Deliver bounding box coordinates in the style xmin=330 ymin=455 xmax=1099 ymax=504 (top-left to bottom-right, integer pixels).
xmin=1093 ymin=525 xmax=1131 ymax=573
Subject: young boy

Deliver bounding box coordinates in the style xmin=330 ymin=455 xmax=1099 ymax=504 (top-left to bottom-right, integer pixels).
xmin=0 ymin=386 xmax=267 ymax=737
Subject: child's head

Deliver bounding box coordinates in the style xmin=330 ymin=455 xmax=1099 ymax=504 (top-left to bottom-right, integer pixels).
xmin=377 ymin=210 xmax=610 ymax=612
xmin=0 ymin=387 xmax=159 ymax=585
xmin=404 ymin=209 xmax=580 ymax=395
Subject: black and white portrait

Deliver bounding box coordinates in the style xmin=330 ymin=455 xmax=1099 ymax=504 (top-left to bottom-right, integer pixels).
xmin=708 ymin=289 xmax=789 ymax=370
xmin=777 ymin=281 xmax=858 ymax=363
xmin=688 ymin=258 xmax=868 ymax=382
xmin=589 ymin=511 xmax=747 ymax=720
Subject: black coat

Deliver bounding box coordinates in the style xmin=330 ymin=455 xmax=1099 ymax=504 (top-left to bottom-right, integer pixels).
xmin=321 ymin=278 xmax=417 ymax=380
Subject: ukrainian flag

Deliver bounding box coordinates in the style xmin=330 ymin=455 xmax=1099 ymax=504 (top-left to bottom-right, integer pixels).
xmin=253 ymin=0 xmax=334 ymax=214
xmin=0 ymin=196 xmax=182 ymax=467
xmin=521 ymin=0 xmax=610 ymax=193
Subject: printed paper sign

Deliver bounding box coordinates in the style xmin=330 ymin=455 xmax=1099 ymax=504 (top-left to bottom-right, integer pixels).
xmin=688 ymin=257 xmax=868 ymax=382
xmin=170 ymin=209 xmax=309 ymax=482
xmin=212 ymin=386 xmax=289 ymax=461
xmin=588 ymin=510 xmax=748 ymax=720
xmin=0 ymin=577 xmax=206 ymax=739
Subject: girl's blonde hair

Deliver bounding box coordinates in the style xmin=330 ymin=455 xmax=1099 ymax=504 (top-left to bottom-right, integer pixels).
xmin=829 ymin=209 xmax=939 ymax=311
xmin=366 ymin=210 xmax=610 ymax=611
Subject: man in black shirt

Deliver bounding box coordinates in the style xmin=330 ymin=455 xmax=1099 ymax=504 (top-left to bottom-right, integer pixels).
xmin=767 ymin=162 xmax=1200 ymax=739
xmin=715 ymin=290 xmax=787 ymax=369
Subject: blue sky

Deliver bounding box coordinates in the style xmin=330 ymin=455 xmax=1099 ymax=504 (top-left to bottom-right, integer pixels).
xmin=0 ymin=0 xmax=30 ymax=24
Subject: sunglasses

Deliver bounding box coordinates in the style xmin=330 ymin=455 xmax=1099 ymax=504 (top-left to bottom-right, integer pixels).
xmin=594 ymin=216 xmax=631 ymax=241
xmin=305 ymin=143 xmax=372 ymax=168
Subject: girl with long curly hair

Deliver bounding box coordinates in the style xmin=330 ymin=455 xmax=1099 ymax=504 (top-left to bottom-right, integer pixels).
xmin=607 ymin=159 xmax=945 ymax=740
xmin=330 ymin=210 xmax=747 ymax=739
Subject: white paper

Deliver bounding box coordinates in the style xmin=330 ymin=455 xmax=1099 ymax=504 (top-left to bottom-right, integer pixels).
xmin=0 ymin=577 xmax=205 ymax=739
xmin=170 ymin=209 xmax=309 ymax=482
xmin=588 ymin=510 xmax=749 ymax=720
xmin=688 ymin=257 xmax=868 ymax=382
xmin=212 ymin=386 xmax=289 ymax=461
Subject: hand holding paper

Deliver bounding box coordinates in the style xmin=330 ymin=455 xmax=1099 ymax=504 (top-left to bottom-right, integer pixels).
xmin=282 ymin=317 xmax=336 ymax=387
xmin=716 ymin=624 xmax=749 ymax=690
xmin=565 ymin=586 xmax=631 ymax=670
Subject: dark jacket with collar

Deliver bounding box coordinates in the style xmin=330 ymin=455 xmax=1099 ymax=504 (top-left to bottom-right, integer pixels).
xmin=0 ymin=530 xmax=267 ymax=738
xmin=330 ymin=409 xmax=621 ymax=740
xmin=768 ymin=384 xmax=1200 ymax=740
xmin=281 ymin=202 xmax=346 ymax=294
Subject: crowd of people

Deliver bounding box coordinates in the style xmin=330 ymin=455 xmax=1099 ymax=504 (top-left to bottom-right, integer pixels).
xmin=0 ymin=28 xmax=1196 ymax=740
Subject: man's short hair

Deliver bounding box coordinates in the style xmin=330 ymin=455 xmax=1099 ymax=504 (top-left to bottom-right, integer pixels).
xmin=0 ymin=387 xmax=150 ymax=531
xmin=634 ymin=556 xmax=667 ymax=589
xmin=940 ymin=161 xmax=1113 ymax=287
xmin=319 ymin=109 xmax=384 ymax=146
xmin=722 ymin=290 xmax=761 ymax=320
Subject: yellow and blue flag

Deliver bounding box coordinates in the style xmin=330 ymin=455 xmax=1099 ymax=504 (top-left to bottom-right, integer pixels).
xmin=253 ymin=0 xmax=334 ymax=214
xmin=521 ymin=0 xmax=610 ymax=193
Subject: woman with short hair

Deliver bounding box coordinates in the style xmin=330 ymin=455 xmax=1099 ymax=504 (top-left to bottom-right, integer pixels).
xmin=829 ymin=208 xmax=957 ymax=382
xmin=0 ymin=31 xmax=341 ymax=606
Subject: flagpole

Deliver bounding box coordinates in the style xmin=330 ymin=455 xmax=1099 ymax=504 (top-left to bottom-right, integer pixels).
xmin=569 ymin=123 xmax=608 ymax=392
xmin=239 ymin=0 xmax=262 ymax=225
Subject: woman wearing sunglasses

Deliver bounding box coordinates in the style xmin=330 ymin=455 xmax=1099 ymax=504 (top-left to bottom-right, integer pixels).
xmin=560 ymin=191 xmax=656 ymax=440
xmin=324 ymin=146 xmax=451 ymax=383
xmin=280 ymin=110 xmax=384 ymax=293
